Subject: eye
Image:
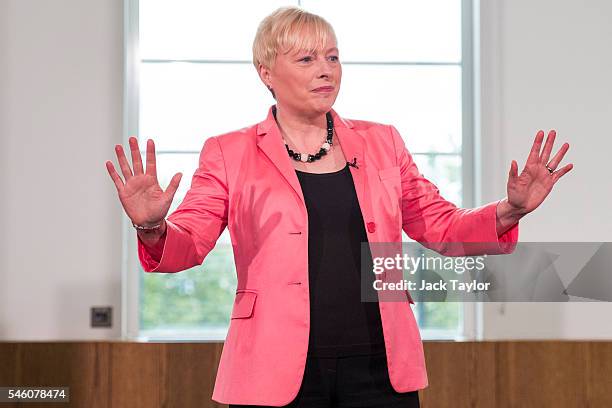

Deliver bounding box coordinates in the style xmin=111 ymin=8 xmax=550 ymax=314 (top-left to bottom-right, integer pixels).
xmin=328 ymin=55 xmax=339 ymax=62
xmin=299 ymin=56 xmax=313 ymax=63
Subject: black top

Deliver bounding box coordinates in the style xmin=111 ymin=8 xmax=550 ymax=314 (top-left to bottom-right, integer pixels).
xmin=295 ymin=163 xmax=386 ymax=358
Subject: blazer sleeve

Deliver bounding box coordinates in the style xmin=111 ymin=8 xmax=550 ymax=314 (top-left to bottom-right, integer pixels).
xmin=137 ymin=136 xmax=229 ymax=272
xmin=389 ymin=124 xmax=519 ymax=256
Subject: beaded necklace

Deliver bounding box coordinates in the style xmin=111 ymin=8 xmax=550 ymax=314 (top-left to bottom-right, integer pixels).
xmin=272 ymin=105 xmax=333 ymax=163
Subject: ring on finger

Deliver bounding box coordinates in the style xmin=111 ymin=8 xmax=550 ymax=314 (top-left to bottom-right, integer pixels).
xmin=545 ymin=164 xmax=554 ymax=174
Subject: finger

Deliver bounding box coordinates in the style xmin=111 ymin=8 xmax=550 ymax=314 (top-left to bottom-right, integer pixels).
xmin=129 ymin=136 xmax=144 ymax=175
xmin=552 ymin=163 xmax=573 ymax=183
xmin=539 ymin=130 xmax=556 ymax=164
xmin=508 ymin=160 xmax=519 ymax=181
xmin=527 ymin=130 xmax=545 ymax=164
xmin=115 ymin=144 xmax=133 ymax=181
xmin=547 ymin=142 xmax=570 ymax=170
xmin=164 ymin=172 xmax=183 ymax=199
xmin=163 ymin=172 xmax=183 ymax=200
xmin=105 ymin=160 xmax=125 ymax=192
xmin=145 ymin=139 xmax=157 ymax=179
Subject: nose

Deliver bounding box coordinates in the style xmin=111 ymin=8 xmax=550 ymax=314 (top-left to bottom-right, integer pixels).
xmin=316 ymin=58 xmax=334 ymax=79
xmin=317 ymin=67 xmax=331 ymax=79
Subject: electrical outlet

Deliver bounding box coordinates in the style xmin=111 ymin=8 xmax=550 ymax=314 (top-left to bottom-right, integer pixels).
xmin=91 ymin=306 xmax=112 ymax=328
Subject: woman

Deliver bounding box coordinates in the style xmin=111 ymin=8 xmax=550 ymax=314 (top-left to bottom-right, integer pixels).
xmin=105 ymin=6 xmax=572 ymax=408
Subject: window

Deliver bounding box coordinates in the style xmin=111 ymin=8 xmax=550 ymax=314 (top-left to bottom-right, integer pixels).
xmin=125 ymin=0 xmax=475 ymax=341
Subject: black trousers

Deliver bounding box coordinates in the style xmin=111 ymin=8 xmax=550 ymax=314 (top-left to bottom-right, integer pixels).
xmin=230 ymin=350 xmax=420 ymax=408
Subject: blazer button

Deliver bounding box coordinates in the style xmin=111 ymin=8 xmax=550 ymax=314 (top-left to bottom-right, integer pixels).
xmin=367 ymin=222 xmax=376 ymax=233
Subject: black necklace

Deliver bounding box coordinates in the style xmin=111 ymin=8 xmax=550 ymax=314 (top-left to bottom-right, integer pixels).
xmin=272 ymin=105 xmax=334 ymax=163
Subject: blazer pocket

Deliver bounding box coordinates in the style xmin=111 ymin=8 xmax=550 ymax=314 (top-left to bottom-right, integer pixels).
xmin=378 ymin=166 xmax=401 ymax=180
xmin=231 ymin=290 xmax=258 ymax=319
xmin=378 ymin=166 xmax=402 ymax=207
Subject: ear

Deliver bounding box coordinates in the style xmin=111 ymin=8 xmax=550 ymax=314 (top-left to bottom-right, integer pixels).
xmin=258 ymin=63 xmax=272 ymax=89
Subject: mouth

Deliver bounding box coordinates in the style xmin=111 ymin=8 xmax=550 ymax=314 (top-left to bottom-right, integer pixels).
xmin=312 ymin=86 xmax=335 ymax=93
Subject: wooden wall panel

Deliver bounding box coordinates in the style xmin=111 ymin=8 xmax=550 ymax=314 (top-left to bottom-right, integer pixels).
xmin=420 ymin=342 xmax=497 ymax=407
xmin=585 ymin=342 xmax=612 ymax=407
xmin=0 ymin=343 xmax=111 ymax=408
xmin=1 ymin=341 xmax=611 ymax=407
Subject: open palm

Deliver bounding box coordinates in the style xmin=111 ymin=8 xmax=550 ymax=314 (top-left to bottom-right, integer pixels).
xmin=105 ymin=137 xmax=182 ymax=226
xmin=507 ymin=130 xmax=573 ymax=214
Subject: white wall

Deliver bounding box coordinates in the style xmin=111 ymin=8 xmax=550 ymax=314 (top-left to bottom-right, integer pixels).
xmin=478 ymin=0 xmax=612 ymax=339
xmin=0 ymin=0 xmax=610 ymax=340
xmin=0 ymin=0 xmax=124 ymax=340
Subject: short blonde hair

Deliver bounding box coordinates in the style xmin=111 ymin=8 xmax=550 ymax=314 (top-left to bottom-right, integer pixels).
xmin=252 ymin=6 xmax=337 ymax=98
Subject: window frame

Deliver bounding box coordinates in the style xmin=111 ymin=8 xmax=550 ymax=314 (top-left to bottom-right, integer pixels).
xmin=121 ymin=0 xmax=482 ymax=342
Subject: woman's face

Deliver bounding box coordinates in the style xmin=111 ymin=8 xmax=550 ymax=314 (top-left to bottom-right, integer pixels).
xmin=260 ymin=36 xmax=341 ymax=117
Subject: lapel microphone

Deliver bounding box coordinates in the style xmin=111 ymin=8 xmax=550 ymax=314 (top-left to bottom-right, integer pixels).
xmin=347 ymin=157 xmax=359 ymax=169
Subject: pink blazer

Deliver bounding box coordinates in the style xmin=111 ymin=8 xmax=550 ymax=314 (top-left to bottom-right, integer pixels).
xmin=138 ymin=105 xmax=519 ymax=405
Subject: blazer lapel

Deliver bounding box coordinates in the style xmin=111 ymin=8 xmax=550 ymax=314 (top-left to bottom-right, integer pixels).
xmin=331 ymin=110 xmax=367 ymax=222
xmin=256 ymin=105 xmax=369 ymax=223
xmin=256 ymin=106 xmax=306 ymax=205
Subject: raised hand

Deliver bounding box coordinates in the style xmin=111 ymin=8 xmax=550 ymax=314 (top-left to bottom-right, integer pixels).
xmin=506 ymin=129 xmax=573 ymax=215
xmin=105 ymin=137 xmax=183 ymax=227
